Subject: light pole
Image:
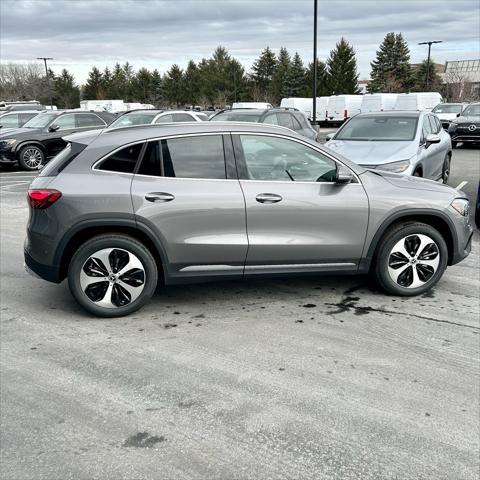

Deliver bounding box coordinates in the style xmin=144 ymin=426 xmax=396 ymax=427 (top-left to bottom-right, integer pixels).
xmin=418 ymin=41 xmax=442 ymax=90
xmin=37 ymin=57 xmax=53 ymax=108
xmin=312 ymin=0 xmax=318 ymax=125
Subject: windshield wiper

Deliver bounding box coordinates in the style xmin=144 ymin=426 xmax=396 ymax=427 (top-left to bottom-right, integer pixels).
xmin=285 ymin=169 xmax=295 ymax=181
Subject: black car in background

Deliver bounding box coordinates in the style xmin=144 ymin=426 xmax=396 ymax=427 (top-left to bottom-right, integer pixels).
xmin=0 ymin=110 xmax=115 ymax=170
xmin=210 ymin=108 xmax=318 ymax=141
xmin=448 ymin=102 xmax=480 ymax=148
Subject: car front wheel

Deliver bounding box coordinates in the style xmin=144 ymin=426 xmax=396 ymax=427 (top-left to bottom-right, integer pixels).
xmin=374 ymin=222 xmax=448 ymax=296
xmin=18 ymin=145 xmax=45 ymax=170
xmin=68 ymin=234 xmax=158 ymax=317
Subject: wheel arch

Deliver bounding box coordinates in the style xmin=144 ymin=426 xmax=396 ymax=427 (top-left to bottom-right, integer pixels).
xmin=361 ymin=209 xmax=457 ymax=272
xmin=14 ymin=140 xmax=46 ymax=157
xmin=55 ymin=219 xmax=168 ymax=282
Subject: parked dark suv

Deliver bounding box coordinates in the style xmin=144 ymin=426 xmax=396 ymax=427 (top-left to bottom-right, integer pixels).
xmin=448 ymin=102 xmax=480 ymax=148
xmin=210 ymin=108 xmax=318 ymax=141
xmin=0 ymin=110 xmax=115 ymax=170
xmin=25 ymin=122 xmax=472 ymax=317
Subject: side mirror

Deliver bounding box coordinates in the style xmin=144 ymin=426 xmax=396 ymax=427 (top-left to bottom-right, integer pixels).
xmin=325 ymin=132 xmax=335 ymax=142
xmin=456 ymin=113 xmax=461 ymax=117
xmin=48 ymin=124 xmax=60 ymax=132
xmin=335 ymin=166 xmax=353 ymax=184
xmin=425 ymin=133 xmax=441 ymax=147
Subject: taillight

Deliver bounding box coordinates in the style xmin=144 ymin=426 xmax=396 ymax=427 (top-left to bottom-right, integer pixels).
xmin=344 ymin=109 xmax=348 ymax=119
xmin=27 ymin=189 xmax=62 ymax=209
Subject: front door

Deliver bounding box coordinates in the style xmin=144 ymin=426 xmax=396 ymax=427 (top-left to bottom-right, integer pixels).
xmin=233 ymin=133 xmax=369 ymax=274
xmin=42 ymin=113 xmax=77 ymax=157
xmin=131 ymin=134 xmax=248 ymax=282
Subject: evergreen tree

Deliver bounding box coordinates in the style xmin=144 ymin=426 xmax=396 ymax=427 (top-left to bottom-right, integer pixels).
xmin=162 ymin=64 xmax=184 ymax=107
xmin=149 ymin=69 xmax=163 ymax=106
xmin=412 ymin=58 xmax=443 ymax=92
xmin=368 ymin=32 xmax=412 ymax=92
xmin=102 ymin=67 xmax=113 ymax=97
xmin=305 ymin=60 xmax=331 ymax=97
xmin=327 ymin=38 xmax=360 ymax=94
xmin=283 ymin=52 xmax=306 ymax=97
xmin=110 ymin=63 xmax=127 ymax=99
xmin=82 ymin=67 xmax=104 ymax=99
xmin=271 ymin=47 xmax=291 ymax=103
xmin=133 ymin=67 xmax=152 ymax=103
xmin=183 ymin=60 xmax=200 ymax=106
xmin=251 ymin=46 xmax=277 ymax=102
xmin=53 ymin=69 xmax=80 ymax=108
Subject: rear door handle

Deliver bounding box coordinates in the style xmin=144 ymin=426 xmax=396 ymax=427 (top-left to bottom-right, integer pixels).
xmin=256 ymin=193 xmax=282 ymax=204
xmin=145 ymin=192 xmax=175 ymax=203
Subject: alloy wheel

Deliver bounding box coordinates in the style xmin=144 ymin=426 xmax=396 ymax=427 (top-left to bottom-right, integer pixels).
xmin=387 ymin=234 xmax=440 ymax=288
xmin=22 ymin=148 xmax=43 ymax=169
xmin=79 ymin=248 xmax=146 ymax=308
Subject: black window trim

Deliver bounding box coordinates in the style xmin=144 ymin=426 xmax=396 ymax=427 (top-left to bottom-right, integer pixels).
xmin=92 ymin=132 xmax=235 ymax=181
xmin=231 ymin=131 xmax=360 ymax=184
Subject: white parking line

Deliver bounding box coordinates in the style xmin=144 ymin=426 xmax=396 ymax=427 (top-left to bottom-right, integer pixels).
xmin=0 ymin=181 xmax=31 ymax=189
xmin=455 ymin=181 xmax=468 ymax=190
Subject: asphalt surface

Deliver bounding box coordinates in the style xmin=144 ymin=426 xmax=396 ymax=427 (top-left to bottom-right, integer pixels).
xmin=0 ymin=145 xmax=479 ymax=480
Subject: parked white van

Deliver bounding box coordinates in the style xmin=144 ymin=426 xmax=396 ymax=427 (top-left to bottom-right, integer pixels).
xmin=327 ymin=95 xmax=363 ymax=124
xmin=393 ymin=92 xmax=443 ymax=112
xmin=360 ymin=93 xmax=398 ymax=113
xmin=280 ymin=97 xmax=329 ymax=122
xmin=232 ymin=102 xmax=273 ymax=109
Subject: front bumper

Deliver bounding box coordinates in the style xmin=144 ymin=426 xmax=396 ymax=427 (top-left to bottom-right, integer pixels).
xmin=0 ymin=149 xmax=16 ymax=163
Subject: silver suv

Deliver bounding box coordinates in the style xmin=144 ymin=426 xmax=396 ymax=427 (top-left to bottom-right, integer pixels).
xmin=25 ymin=122 xmax=473 ymax=317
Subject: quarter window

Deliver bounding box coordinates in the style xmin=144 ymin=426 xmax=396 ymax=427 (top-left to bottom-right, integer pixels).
xmin=154 ymin=114 xmax=174 ymax=123
xmin=0 ymin=114 xmax=20 ymax=127
xmin=263 ymin=114 xmax=279 ymax=125
xmin=97 ymin=143 xmax=143 ymax=173
xmin=239 ymin=135 xmax=337 ymax=182
xmin=172 ymin=113 xmax=194 ymax=122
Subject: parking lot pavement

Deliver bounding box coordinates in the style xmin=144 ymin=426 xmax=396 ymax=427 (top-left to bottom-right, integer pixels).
xmin=1 ymin=151 xmax=479 ymax=480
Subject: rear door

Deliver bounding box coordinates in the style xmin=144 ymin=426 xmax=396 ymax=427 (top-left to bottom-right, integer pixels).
xmin=233 ymin=133 xmax=369 ymax=274
xmin=130 ymin=133 xmax=248 ymax=282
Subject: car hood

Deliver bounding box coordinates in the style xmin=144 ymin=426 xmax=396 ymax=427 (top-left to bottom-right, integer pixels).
xmin=370 ymin=170 xmax=461 ymax=195
xmin=0 ymin=127 xmax=39 ymax=139
xmin=455 ymin=115 xmax=480 ymax=124
xmin=326 ymin=140 xmax=416 ymax=165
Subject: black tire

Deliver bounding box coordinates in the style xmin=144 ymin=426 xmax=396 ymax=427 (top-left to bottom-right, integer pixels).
xmin=374 ymin=222 xmax=448 ymax=296
xmin=413 ymin=169 xmax=422 ymax=177
xmin=18 ymin=145 xmax=45 ymax=171
xmin=442 ymin=154 xmax=451 ymax=184
xmin=68 ymin=234 xmax=158 ymax=317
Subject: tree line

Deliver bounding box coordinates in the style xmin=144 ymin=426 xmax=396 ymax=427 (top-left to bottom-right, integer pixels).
xmin=0 ymin=32 xmax=460 ymax=110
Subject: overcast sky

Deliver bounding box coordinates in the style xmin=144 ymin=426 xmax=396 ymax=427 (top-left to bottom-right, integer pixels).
xmin=1 ymin=0 xmax=479 ymax=83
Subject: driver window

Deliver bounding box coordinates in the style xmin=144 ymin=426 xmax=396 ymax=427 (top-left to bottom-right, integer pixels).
xmin=239 ymin=134 xmax=337 ymax=182
xmin=53 ymin=114 xmax=75 ymax=130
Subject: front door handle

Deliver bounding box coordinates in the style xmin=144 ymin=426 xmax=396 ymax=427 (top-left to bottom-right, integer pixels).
xmin=256 ymin=193 xmax=283 ymax=204
xmin=145 ymin=192 xmax=175 ymax=203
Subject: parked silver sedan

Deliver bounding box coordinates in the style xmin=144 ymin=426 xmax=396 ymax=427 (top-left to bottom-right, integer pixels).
xmin=325 ymin=111 xmax=452 ymax=183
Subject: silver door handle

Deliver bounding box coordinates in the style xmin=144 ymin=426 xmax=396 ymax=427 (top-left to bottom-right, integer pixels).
xmin=256 ymin=193 xmax=282 ymax=204
xmin=145 ymin=192 xmax=175 ymax=202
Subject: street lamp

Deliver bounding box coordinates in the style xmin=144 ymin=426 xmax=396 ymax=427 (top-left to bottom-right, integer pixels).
xmin=312 ymin=0 xmax=318 ymax=125
xmin=418 ymin=41 xmax=442 ymax=90
xmin=37 ymin=57 xmax=53 ymax=108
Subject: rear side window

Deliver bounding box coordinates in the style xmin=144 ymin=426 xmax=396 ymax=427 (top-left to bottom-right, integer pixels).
xmin=0 ymin=114 xmax=19 ymax=127
xmin=154 ymin=114 xmax=174 ymax=123
xmin=138 ymin=135 xmax=226 ymax=179
xmin=172 ymin=113 xmax=194 ymax=122
xmin=76 ymin=113 xmax=106 ymax=128
xmin=97 ymin=143 xmax=143 ymax=173
xmin=277 ymin=113 xmax=294 ymax=130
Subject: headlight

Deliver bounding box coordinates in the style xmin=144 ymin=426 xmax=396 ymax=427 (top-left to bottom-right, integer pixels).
xmin=0 ymin=138 xmax=17 ymax=148
xmin=376 ymin=159 xmax=410 ymax=173
xmin=451 ymin=198 xmax=469 ymax=217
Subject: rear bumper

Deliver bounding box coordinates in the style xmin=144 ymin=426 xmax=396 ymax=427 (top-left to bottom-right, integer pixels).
xmin=24 ymin=249 xmax=61 ymax=283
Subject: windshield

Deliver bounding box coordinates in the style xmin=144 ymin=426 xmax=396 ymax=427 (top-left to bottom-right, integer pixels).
xmin=432 ymin=104 xmax=463 ymax=114
xmin=23 ymin=113 xmax=58 ymax=128
xmin=461 ymin=104 xmax=480 ymax=117
xmin=210 ymin=111 xmax=262 ymax=122
xmin=109 ymin=112 xmax=158 ymax=128
xmin=335 ymin=115 xmax=418 ymax=141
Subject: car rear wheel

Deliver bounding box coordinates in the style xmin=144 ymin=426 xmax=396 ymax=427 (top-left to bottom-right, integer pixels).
xmin=68 ymin=234 xmax=158 ymax=317
xmin=374 ymin=222 xmax=448 ymax=296
xmin=18 ymin=145 xmax=45 ymax=170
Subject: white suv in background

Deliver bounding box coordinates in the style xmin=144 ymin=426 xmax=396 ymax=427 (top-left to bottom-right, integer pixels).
xmin=108 ymin=109 xmax=208 ymax=129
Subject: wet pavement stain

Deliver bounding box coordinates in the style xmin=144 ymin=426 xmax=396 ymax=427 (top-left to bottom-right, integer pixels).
xmin=123 ymin=432 xmax=166 ymax=448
